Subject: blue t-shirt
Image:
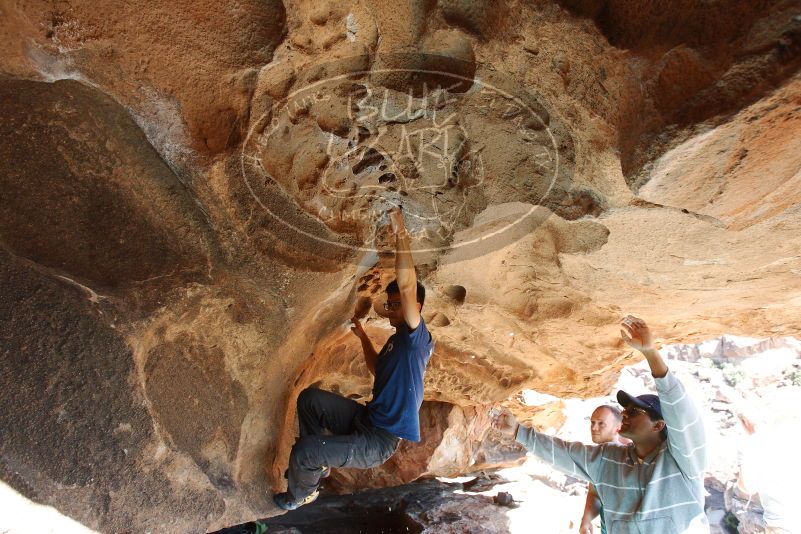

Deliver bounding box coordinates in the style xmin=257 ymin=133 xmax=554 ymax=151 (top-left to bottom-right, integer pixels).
xmin=367 ymin=319 xmax=434 ymax=442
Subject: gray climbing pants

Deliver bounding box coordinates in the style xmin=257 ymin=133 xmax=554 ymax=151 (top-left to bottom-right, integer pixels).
xmin=287 ymin=387 xmax=400 ymax=500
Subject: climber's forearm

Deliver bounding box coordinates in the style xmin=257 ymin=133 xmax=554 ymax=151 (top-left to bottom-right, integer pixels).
xmin=360 ymin=336 xmax=378 ymax=375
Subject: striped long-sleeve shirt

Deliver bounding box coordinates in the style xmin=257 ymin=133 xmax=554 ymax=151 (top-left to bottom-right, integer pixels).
xmin=516 ymin=370 xmax=709 ymax=534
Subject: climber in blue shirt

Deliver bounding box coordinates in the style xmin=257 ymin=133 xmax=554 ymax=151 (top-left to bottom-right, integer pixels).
xmin=273 ymin=207 xmax=434 ymax=510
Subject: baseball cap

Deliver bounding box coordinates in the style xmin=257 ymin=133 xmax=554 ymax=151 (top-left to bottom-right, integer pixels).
xmin=617 ymin=391 xmax=663 ymax=420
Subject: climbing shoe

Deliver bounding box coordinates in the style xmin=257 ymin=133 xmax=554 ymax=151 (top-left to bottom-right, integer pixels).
xmin=272 ymin=490 xmax=319 ymax=511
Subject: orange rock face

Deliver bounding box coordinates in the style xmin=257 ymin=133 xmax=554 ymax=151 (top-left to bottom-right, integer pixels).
xmin=1 ymin=0 xmax=800 ymax=531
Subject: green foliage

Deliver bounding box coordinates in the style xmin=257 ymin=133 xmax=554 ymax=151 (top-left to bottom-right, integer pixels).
xmin=722 ymin=511 xmax=739 ymax=533
xmin=722 ymin=364 xmax=745 ymax=387
xmin=786 ymin=368 xmax=801 ymax=386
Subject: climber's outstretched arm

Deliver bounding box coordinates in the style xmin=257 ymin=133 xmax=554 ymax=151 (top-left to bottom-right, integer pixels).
xmin=389 ymin=207 xmax=421 ymax=330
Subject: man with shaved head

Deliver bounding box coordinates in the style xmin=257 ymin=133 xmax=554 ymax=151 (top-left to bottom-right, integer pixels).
xmin=580 ymin=405 xmax=629 ymax=534
xmin=590 ymin=405 xmax=624 ymax=445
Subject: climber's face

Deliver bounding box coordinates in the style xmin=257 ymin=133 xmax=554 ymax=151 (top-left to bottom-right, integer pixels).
xmin=383 ymin=293 xmax=422 ymax=328
xmin=384 ymin=293 xmax=404 ymax=328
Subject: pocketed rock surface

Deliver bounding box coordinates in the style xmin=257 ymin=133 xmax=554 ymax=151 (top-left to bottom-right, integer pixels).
xmin=1 ymin=0 xmax=801 ymax=531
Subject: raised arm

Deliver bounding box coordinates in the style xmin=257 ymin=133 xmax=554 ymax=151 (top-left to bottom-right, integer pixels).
xmin=515 ymin=426 xmax=606 ymax=483
xmin=621 ymin=316 xmax=706 ymax=477
xmin=351 ymin=316 xmax=378 ymax=375
xmin=620 ymin=315 xmax=668 ymax=378
xmin=491 ymin=411 xmax=605 ymax=484
xmin=389 ymin=207 xmax=421 ymax=330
